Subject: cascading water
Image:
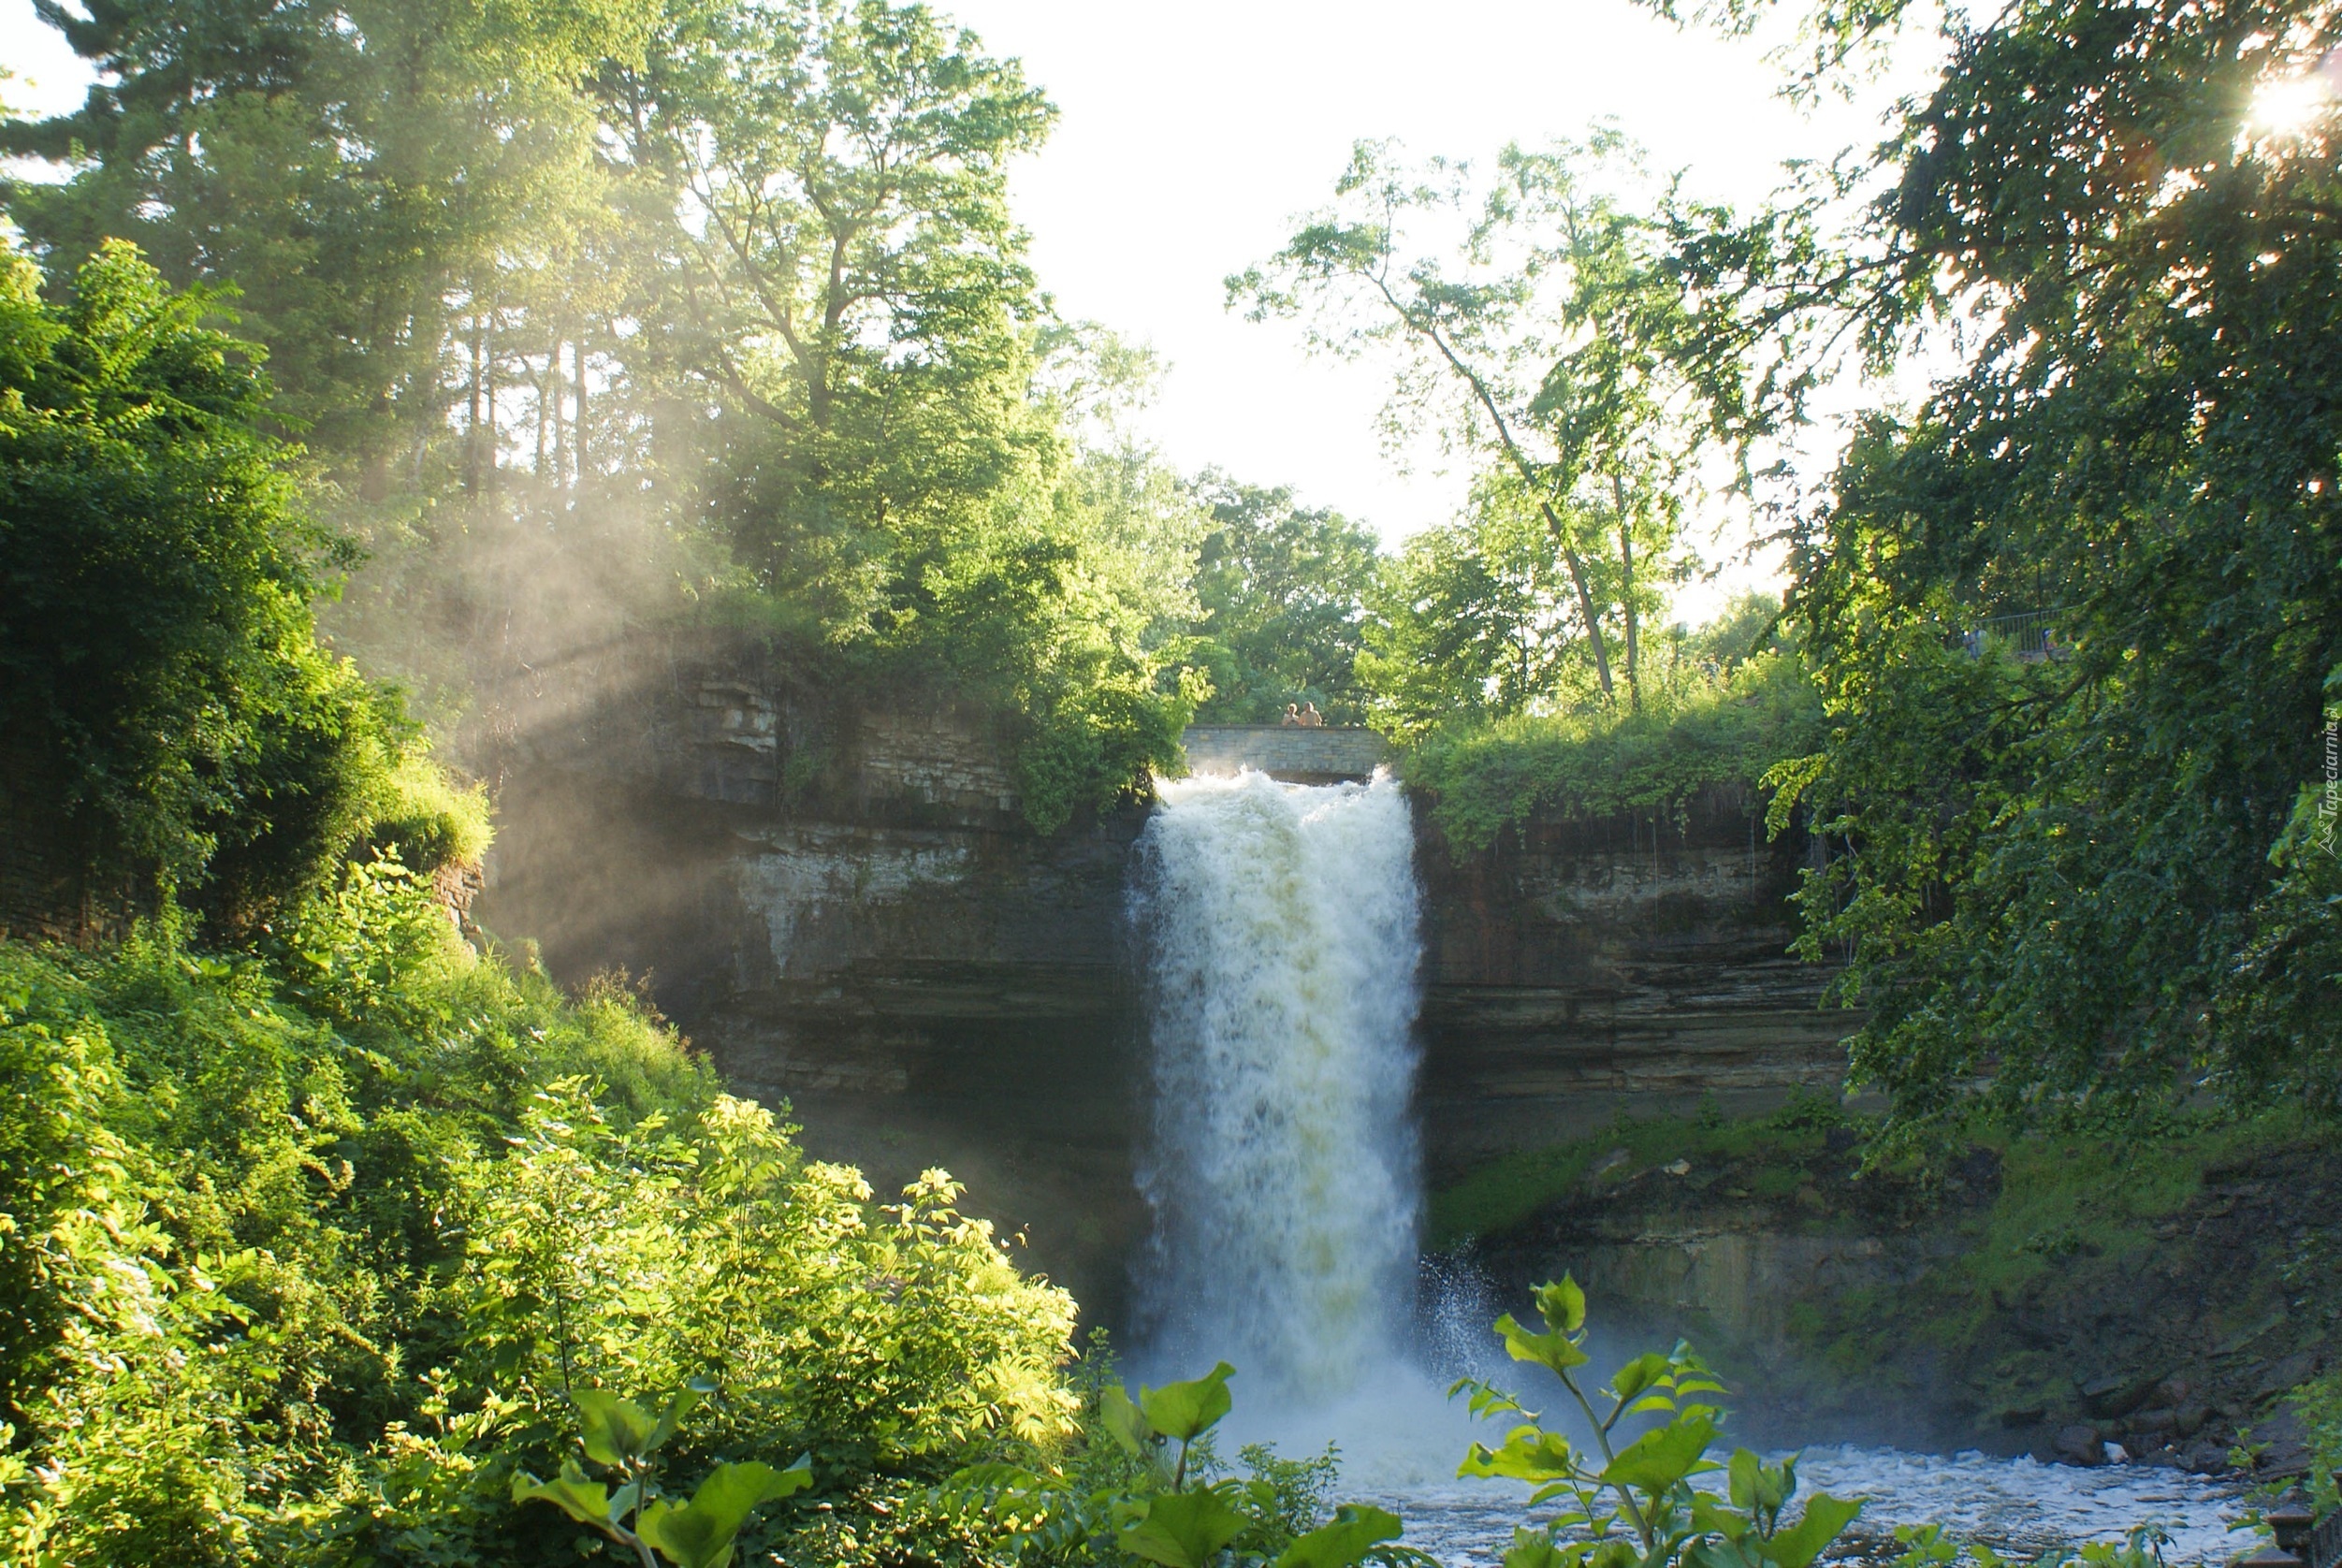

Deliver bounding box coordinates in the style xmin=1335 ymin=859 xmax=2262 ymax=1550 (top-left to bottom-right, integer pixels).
xmin=1123 ymin=765 xmax=2248 ymax=1563
xmin=1127 ymin=767 xmax=1422 ymax=1404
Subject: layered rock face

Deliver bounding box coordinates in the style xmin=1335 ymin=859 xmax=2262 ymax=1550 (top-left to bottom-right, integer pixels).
xmin=473 ymin=640 xmax=1151 ymax=1321
xmin=475 ymin=642 xmax=1853 ymax=1322
xmin=1416 ymin=796 xmax=1851 ymax=1176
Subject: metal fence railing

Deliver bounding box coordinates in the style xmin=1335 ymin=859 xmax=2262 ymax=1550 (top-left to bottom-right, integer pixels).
xmin=1955 ymin=610 xmax=2070 ymax=662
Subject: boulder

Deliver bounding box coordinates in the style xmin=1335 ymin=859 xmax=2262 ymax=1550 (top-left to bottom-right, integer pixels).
xmin=2247 ymin=1408 xmax=2311 ymax=1478
xmin=2054 ymin=1424 xmax=2108 ymax=1466
xmin=2179 ymin=1437 xmax=2233 ymax=1474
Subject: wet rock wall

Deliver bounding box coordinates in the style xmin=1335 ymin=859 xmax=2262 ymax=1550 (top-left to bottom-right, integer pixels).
xmin=473 ymin=637 xmax=1855 ymax=1324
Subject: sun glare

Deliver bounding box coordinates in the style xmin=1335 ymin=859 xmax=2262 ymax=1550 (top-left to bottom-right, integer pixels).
xmin=2249 ymin=48 xmax=2342 ymax=137
xmin=2252 ymin=74 xmax=2331 ymax=134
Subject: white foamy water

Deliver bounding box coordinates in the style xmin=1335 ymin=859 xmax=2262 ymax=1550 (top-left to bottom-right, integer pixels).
xmin=1124 ymin=766 xmax=2251 ymax=1566
xmin=1389 ymin=1449 xmax=2249 ymax=1567
xmin=1128 ymin=767 xmax=1423 ymax=1404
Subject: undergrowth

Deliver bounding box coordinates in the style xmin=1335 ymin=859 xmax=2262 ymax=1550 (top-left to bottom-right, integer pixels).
xmin=1402 ymin=651 xmax=1822 ymax=853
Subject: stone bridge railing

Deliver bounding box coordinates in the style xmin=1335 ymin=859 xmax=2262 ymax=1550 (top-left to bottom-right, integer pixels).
xmin=1176 ymin=725 xmax=1390 ymax=784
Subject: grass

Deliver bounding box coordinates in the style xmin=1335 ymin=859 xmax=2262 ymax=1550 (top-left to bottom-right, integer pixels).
xmin=1426 ymin=1095 xmax=1846 ymax=1249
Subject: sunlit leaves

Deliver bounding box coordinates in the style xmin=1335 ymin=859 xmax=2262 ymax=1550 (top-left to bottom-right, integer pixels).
xmin=1451 ymin=1282 xmax=1859 ymax=1568
xmin=1275 ymin=1503 xmax=1409 ymax=1568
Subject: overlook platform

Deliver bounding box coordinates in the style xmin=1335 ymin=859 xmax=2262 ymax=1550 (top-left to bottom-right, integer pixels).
xmin=1177 ymin=724 xmax=1390 ymax=785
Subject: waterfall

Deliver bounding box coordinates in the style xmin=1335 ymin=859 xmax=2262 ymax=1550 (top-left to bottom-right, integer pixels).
xmin=1127 ymin=767 xmax=1423 ymax=1404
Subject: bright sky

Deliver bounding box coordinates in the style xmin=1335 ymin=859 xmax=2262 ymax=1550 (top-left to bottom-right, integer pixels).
xmin=2 ymin=0 xmax=1938 ymax=617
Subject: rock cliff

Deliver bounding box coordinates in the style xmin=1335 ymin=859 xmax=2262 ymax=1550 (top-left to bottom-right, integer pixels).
xmin=473 ymin=638 xmax=1856 ymax=1327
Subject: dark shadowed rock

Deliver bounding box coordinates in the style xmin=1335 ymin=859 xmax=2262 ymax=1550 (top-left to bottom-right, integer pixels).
xmin=2055 ymin=1425 xmax=2108 ymax=1466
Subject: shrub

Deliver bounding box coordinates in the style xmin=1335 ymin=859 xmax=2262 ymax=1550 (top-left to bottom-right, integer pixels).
xmin=1404 ymin=651 xmax=1822 ymax=852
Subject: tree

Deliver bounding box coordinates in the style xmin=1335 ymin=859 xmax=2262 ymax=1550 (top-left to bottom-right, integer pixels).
xmin=0 ymin=240 xmax=429 ymax=925
xmin=1188 ymin=476 xmax=1379 ymax=725
xmin=1356 ymin=488 xmax=1582 ymax=739
xmin=0 ymin=0 xmax=641 ymax=489
xmin=1660 ymin=0 xmax=2342 ymax=1131
xmin=1234 ymin=135 xmax=1740 ymax=710
xmin=618 ymin=0 xmax=1055 ymax=615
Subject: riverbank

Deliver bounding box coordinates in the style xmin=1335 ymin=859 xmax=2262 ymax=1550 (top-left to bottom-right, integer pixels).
xmin=1434 ymin=1105 xmax=2337 ymax=1477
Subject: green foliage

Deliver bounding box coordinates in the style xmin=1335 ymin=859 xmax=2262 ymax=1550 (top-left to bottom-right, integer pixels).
xmin=633 ymin=7 xmax=1200 ymax=832
xmin=512 ymin=1384 xmax=812 ymax=1568
xmin=1650 ymin=0 xmax=2342 ymax=1137
xmin=1403 ymin=635 xmax=1820 ymax=850
xmin=1359 ymin=501 xmax=1586 ymax=740
xmin=941 ymin=1356 xmax=1431 ymax=1568
xmin=447 ymin=1088 xmax=1080 ymax=1475
xmin=1882 ymin=1521 xmax=2176 ymax=1568
xmin=0 ymin=850 xmax=1088 ymax=1563
xmin=1187 ymin=476 xmax=1379 ymax=725
xmin=7 ymin=0 xmax=1202 ymax=844
xmin=1239 ymin=135 xmax=1794 ymax=711
xmin=1425 ymin=1099 xmax=1855 ymax=1248
xmin=0 ymin=0 xmax=640 ymax=476
xmin=0 ymin=242 xmax=343 ymax=913
xmin=1450 ymin=1279 xmax=1860 ymax=1568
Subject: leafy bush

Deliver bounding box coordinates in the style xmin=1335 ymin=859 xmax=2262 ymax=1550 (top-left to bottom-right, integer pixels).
xmin=1452 ymin=1278 xmax=1861 ymax=1568
xmin=1404 ymin=648 xmax=1821 ymax=852
xmin=942 ymin=1358 xmax=1429 ymax=1568
xmin=0 ymin=853 xmax=1082 ymax=1565
xmin=0 ymin=240 xmax=483 ymax=930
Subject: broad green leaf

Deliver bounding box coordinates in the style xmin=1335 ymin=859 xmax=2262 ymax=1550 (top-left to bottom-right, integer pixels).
xmin=1502 ymin=1526 xmax=1572 ymax=1568
xmin=1102 ymin=1383 xmax=1155 ymax=1456
xmin=1275 ymin=1503 xmax=1405 ymax=1568
xmin=1449 ymin=1376 xmax=1534 ymax=1420
xmin=1762 ymin=1493 xmax=1862 ymax=1568
xmin=1460 ymin=1424 xmax=1578 ymax=1484
xmin=1686 ymin=1540 xmax=1765 ymax=1568
xmin=1118 ymin=1486 xmax=1250 ymax=1568
xmin=512 ymin=1459 xmax=621 ymax=1527
xmin=573 ymin=1387 xmax=662 ymax=1467
xmin=1608 ymin=1353 xmax=1672 ymax=1404
xmin=1598 ymin=1416 xmax=1718 ymax=1493
xmin=1535 ymin=1276 xmax=1588 ymax=1334
xmin=1495 ymin=1312 xmax=1591 ymax=1375
xmin=1727 ymin=1448 xmax=1761 ymax=1510
xmin=1139 ymin=1362 xmax=1235 ymax=1442
xmin=1693 ymin=1492 xmax=1752 ymax=1542
xmin=647 ymin=1382 xmax=711 ymax=1454
xmin=635 ymin=1456 xmax=814 ymax=1568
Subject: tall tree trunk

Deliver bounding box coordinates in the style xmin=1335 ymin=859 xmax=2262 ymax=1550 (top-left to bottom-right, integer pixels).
xmin=1613 ymin=473 xmax=1638 ymax=713
xmin=573 ymin=331 xmax=589 ymax=486
xmin=550 ymin=334 xmax=568 ymax=489
xmin=482 ymin=313 xmax=497 ymax=491
xmin=534 ymin=346 xmax=549 ymax=476
xmin=466 ymin=314 xmax=485 ymax=495
xmin=1370 ymin=274 xmax=1615 ymax=695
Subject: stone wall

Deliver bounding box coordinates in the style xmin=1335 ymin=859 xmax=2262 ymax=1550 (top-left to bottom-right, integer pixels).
xmin=1181 ymin=725 xmax=1390 ymax=782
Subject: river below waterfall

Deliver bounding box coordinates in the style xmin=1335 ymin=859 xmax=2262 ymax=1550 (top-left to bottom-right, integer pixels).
xmin=1125 ymin=769 xmax=2253 ymax=1567
xmin=1381 ymin=1451 xmax=2248 ymax=1567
